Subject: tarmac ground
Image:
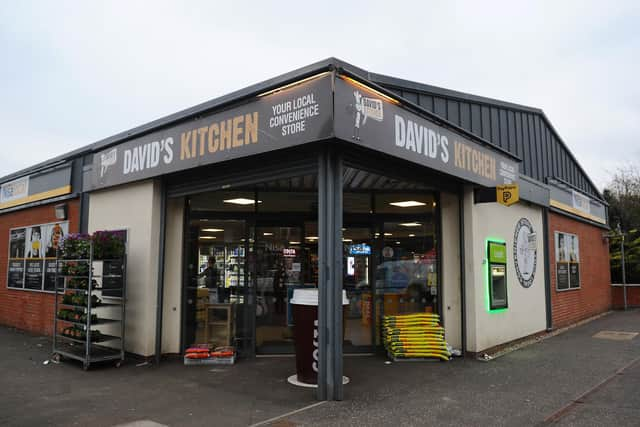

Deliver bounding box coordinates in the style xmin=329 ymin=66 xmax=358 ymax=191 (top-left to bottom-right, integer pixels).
xmin=1 ymin=309 xmax=639 ymax=427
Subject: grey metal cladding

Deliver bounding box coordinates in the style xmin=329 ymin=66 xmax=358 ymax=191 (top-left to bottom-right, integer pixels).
xmin=519 ymin=174 xmax=550 ymax=206
xmin=447 ymin=100 xmax=459 ymax=126
xmin=471 ymin=104 xmax=482 ymax=137
xmin=419 ymin=94 xmax=434 ymax=112
xmin=374 ymin=78 xmax=603 ymax=201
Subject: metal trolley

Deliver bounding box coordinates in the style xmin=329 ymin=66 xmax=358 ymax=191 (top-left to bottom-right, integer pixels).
xmin=52 ymin=240 xmax=126 ymax=370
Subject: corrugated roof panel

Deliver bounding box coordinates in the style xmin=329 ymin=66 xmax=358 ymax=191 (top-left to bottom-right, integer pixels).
xmin=470 ymin=104 xmax=482 ymax=137
xmin=447 ymin=100 xmax=460 ymax=126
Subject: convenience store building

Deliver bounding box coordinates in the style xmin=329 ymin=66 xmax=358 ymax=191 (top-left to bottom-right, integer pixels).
xmin=0 ymin=58 xmax=611 ymax=400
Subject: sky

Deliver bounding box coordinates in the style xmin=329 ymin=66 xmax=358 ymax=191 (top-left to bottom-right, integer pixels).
xmin=1 ymin=1 xmax=638 ymax=190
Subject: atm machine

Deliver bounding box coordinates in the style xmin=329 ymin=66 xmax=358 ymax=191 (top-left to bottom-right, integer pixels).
xmin=487 ymin=240 xmax=508 ymax=310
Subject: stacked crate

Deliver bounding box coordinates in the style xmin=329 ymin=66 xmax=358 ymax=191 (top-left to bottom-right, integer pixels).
xmin=383 ymin=313 xmax=450 ymax=361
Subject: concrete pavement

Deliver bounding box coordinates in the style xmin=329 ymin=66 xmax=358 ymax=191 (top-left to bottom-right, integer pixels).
xmin=0 ymin=309 xmax=638 ymax=426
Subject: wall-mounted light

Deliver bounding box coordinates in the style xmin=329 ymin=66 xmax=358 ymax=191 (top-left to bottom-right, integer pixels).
xmin=54 ymin=203 xmax=67 ymax=220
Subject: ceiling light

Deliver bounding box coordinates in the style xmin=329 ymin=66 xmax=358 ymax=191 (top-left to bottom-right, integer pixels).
xmin=399 ymin=222 xmax=421 ymax=227
xmin=223 ymin=198 xmax=262 ymax=205
xmin=289 ymin=241 xmax=301 ymax=245
xmin=199 ymin=236 xmax=216 ymax=240
xmin=306 ymin=236 xmax=319 ymax=241
xmin=263 ymin=232 xmax=274 ymax=236
xmin=202 ymin=228 xmax=224 ymax=232
xmin=395 ymin=241 xmax=401 ymax=244
xmin=409 ymin=234 xmax=416 ymax=237
xmin=342 ymin=238 xmax=353 ymax=242
xmin=389 ymin=200 xmax=426 ymax=208
xmin=384 ymin=233 xmax=392 ymax=236
xmin=433 ymin=202 xmax=437 ymax=207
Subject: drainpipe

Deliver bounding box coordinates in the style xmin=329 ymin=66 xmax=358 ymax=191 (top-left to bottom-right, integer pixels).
xmin=543 ymin=208 xmax=552 ymax=330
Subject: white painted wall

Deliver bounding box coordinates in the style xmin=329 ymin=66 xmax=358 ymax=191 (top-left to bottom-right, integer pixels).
xmin=440 ymin=192 xmax=461 ymax=349
xmin=464 ymin=187 xmax=547 ymax=353
xmin=162 ymin=197 xmax=184 ymax=354
xmin=88 ymin=179 xmax=162 ymax=357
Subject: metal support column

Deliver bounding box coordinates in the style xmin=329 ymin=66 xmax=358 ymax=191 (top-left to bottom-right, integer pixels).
xmin=458 ymin=186 xmax=467 ymax=355
xmin=154 ymin=179 xmax=168 ymax=365
xmin=317 ymin=147 xmax=344 ymax=401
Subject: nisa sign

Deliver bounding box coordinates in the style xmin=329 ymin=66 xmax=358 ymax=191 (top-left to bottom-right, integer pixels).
xmin=349 ymin=243 xmax=371 ymax=255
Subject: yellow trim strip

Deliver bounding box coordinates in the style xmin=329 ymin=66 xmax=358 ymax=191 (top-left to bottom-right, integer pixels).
xmin=0 ymin=185 xmax=72 ymax=210
xmin=339 ymin=75 xmax=401 ymax=105
xmin=549 ymin=199 xmax=606 ymax=224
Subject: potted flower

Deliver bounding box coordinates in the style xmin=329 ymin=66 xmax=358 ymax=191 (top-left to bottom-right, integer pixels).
xmin=92 ymin=230 xmax=126 ymax=260
xmin=59 ymin=233 xmax=91 ymax=259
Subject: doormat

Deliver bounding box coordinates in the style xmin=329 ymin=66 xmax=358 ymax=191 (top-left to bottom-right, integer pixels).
xmin=592 ymin=330 xmax=638 ymax=341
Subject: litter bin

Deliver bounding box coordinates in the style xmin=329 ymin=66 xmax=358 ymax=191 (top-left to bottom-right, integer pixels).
xmin=290 ymin=288 xmax=349 ymax=385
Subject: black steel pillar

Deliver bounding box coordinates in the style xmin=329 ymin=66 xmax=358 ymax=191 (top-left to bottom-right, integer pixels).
xmin=317 ymin=147 xmax=344 ymax=401
xmin=458 ymin=186 xmax=467 ymax=355
xmin=154 ymin=179 xmax=168 ymax=365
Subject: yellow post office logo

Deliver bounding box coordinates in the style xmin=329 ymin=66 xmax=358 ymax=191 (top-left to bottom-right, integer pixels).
xmin=497 ymin=184 xmax=519 ymax=206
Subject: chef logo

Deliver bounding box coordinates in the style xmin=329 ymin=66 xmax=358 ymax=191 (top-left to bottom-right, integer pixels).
xmin=513 ymin=217 xmax=537 ymax=288
xmin=100 ymin=149 xmax=117 ymax=178
xmin=353 ymin=90 xmax=383 ymax=139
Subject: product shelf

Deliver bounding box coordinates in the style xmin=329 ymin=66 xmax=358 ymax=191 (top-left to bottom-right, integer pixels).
xmin=56 ymin=333 xmax=122 ymax=345
xmin=56 ymin=317 xmax=121 ymax=326
xmin=54 ymin=341 xmax=123 ymax=364
xmin=52 ymin=239 xmax=127 ymax=370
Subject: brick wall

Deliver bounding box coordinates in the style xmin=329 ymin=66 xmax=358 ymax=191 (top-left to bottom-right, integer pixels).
xmin=549 ymin=212 xmax=612 ymax=328
xmin=0 ymin=199 xmax=79 ymax=335
xmin=612 ymin=286 xmax=640 ymax=308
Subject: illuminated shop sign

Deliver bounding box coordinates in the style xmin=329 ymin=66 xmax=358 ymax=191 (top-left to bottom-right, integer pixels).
xmin=89 ymin=73 xmax=334 ymax=190
xmin=349 ymin=243 xmax=371 ymax=255
xmin=334 ymin=77 xmax=519 ymax=188
xmin=283 ymin=248 xmax=297 ymax=257
xmin=89 ymin=72 xmax=521 ymax=191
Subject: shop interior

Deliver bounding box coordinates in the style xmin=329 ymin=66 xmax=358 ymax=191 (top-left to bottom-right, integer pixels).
xmin=182 ymin=168 xmax=439 ymax=356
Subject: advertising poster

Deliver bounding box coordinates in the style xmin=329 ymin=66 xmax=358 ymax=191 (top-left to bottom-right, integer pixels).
xmin=9 ymin=228 xmax=26 ymax=258
xmin=555 ymin=231 xmax=580 ymax=290
xmin=43 ymin=260 xmax=62 ymax=291
xmin=24 ymin=259 xmax=44 ymax=289
xmin=7 ymin=259 xmax=25 ymax=288
xmin=25 ymin=226 xmax=43 ymax=258
xmin=7 ymin=221 xmax=69 ymax=292
xmin=42 ymin=222 xmax=68 ymax=257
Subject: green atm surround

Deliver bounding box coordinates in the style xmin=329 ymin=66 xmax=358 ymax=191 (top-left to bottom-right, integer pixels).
xmin=486 ymin=239 xmax=508 ymax=311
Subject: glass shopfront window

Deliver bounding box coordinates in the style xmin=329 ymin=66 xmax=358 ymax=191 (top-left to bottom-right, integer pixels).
xmin=182 ymin=169 xmax=439 ymax=357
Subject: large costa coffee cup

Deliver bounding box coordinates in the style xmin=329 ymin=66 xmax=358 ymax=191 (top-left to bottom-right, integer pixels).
xmin=290 ymin=288 xmax=349 ymax=385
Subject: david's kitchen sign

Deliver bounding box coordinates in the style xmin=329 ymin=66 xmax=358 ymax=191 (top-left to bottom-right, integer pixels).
xmin=89 ymin=72 xmax=519 ymax=191
xmin=89 ymin=74 xmax=333 ymax=190
xmin=334 ymin=77 xmax=519 ymax=188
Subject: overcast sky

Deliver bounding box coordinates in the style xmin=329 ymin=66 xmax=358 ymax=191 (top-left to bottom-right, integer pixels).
xmin=1 ymin=1 xmax=638 ymax=190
